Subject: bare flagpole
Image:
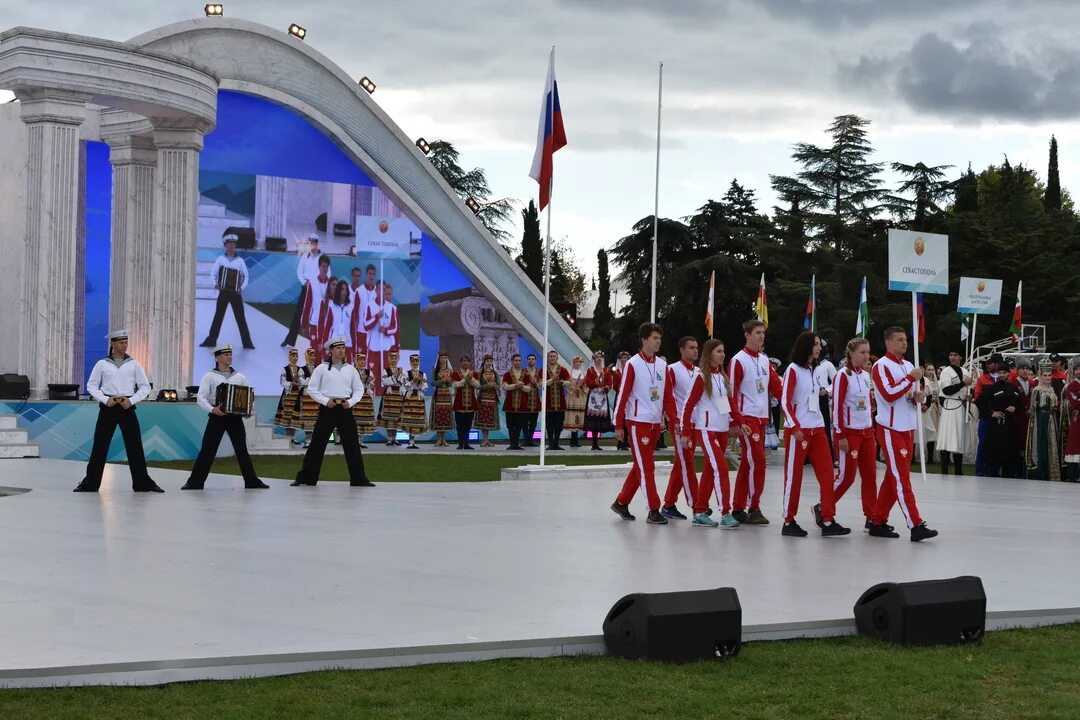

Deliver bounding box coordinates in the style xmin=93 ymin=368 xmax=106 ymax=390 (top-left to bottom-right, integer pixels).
xmin=650 ymin=61 xmax=663 ymax=322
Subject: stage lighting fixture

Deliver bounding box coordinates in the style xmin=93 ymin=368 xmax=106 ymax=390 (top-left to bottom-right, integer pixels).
xmin=204 ymin=4 xmax=223 ymax=16
xmin=415 ymin=137 xmax=431 ymax=155
xmin=157 ymin=389 xmax=179 ymax=402
xmin=288 ymin=23 xmax=307 ymax=40
xmin=359 ymin=76 xmax=376 ymax=94
xmin=465 ymin=197 xmax=481 ymax=214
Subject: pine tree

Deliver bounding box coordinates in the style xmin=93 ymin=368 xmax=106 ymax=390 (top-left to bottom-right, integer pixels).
xmin=1045 ymin=135 xmax=1062 ymax=212
xmin=889 ymin=162 xmax=953 ymax=230
xmin=519 ymin=200 xmax=544 ymax=290
xmin=427 ymin=140 xmax=515 ymax=243
xmin=592 ymin=249 xmax=613 ymax=341
xmin=953 ymin=164 xmax=979 ymax=213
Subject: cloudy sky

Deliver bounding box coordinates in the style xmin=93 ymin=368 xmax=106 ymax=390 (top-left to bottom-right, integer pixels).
xmin=3 ymin=0 xmax=1078 ymax=279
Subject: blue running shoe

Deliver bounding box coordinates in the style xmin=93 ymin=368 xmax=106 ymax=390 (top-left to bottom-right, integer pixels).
xmin=720 ymin=513 xmax=740 ymax=529
xmin=692 ymin=513 xmax=719 ymax=528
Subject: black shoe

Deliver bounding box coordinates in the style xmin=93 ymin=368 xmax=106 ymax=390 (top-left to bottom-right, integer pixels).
xmin=812 ymin=503 xmax=824 ymax=529
xmin=280 ymin=341 xmax=290 ymax=347
xmin=245 ymin=480 xmax=270 ymax=489
xmin=660 ymin=505 xmax=688 ymax=520
xmin=463 ymin=445 xmax=475 ymax=450
xmin=864 ymin=519 xmax=895 ymax=532
xmin=868 ymin=523 xmax=900 ymax=538
xmin=508 ymin=445 xmax=523 ymax=451
xmin=610 ymin=501 xmax=635 ymax=521
xmin=910 ymin=523 xmax=939 ymax=542
xmin=73 ymin=482 xmax=98 ymax=493
xmin=242 ymin=344 xmax=256 ymax=350
xmin=646 ymin=510 xmax=669 ymax=525
xmin=359 ymin=443 xmax=368 ymax=449
xmin=180 ymin=482 xmax=203 ymax=490
xmin=822 ymin=521 xmax=851 ymax=537
xmin=704 ymin=509 xmax=713 ymax=517
xmin=199 ymin=339 xmax=215 ymax=347
xmin=407 ymin=443 xmax=420 ymax=450
xmin=782 ymin=521 xmax=808 ymax=537
xmin=552 ymin=445 xmax=565 ymax=451
xmin=350 ymin=480 xmax=376 ymax=487
xmin=290 ymin=478 xmax=317 ymax=486
xmin=457 ymin=444 xmax=465 ymax=450
xmin=591 ymin=444 xmax=602 ymax=451
xmin=731 ymin=510 xmax=749 ymax=523
xmin=134 ymin=480 xmax=165 ymax=493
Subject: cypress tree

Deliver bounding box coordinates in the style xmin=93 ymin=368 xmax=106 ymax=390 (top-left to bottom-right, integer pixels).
xmin=519 ymin=200 xmax=544 ymax=290
xmin=1045 ymin=135 xmax=1062 ymax=212
xmin=593 ymin=249 xmax=613 ymax=341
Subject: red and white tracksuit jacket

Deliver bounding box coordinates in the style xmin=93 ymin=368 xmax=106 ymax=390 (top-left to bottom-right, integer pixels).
xmin=682 ymin=367 xmax=744 ymax=515
xmin=729 ymin=347 xmax=782 ymax=512
xmin=870 ymin=353 xmax=924 ymax=529
xmin=663 ymin=359 xmax=698 ymax=507
xmin=781 ymin=363 xmax=836 ymax=524
xmin=614 ymin=352 xmax=669 ymax=511
xmin=831 ymin=367 xmax=878 ymax=519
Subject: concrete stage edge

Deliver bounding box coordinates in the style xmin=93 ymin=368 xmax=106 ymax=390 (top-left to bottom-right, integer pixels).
xmin=1 ymin=458 xmax=1078 ymax=688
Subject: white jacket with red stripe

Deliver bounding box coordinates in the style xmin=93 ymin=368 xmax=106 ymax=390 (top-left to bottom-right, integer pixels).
xmin=872 ymin=353 xmax=918 ymax=431
xmin=781 ymin=363 xmax=824 ymax=431
xmin=664 ymin=359 xmax=697 ymax=427
xmin=831 ymin=367 xmax=873 ymax=432
xmin=614 ymin=352 xmax=668 ymax=425
xmin=729 ymin=347 xmax=782 ymax=420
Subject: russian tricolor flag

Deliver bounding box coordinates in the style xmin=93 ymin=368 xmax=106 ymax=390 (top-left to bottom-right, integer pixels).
xmin=529 ymin=49 xmax=567 ymax=211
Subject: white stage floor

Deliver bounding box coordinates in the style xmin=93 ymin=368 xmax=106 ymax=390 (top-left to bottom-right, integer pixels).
xmin=1 ymin=458 xmax=1079 ymax=687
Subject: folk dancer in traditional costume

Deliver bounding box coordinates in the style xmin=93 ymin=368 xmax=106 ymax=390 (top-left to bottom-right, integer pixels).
xmin=430 ymin=352 xmax=455 ymax=447
xmin=583 ymin=351 xmax=615 ymax=450
xmin=274 ymin=347 xmax=310 ymax=445
xmin=474 ymin=355 xmax=501 ymax=446
xmin=935 ymin=350 xmax=972 ymax=475
xmin=867 ymin=327 xmax=938 ymax=541
xmin=319 ymin=281 xmax=355 ymax=363
xmin=612 ymin=351 xmax=631 ymax=450
xmin=1026 ymin=361 xmax=1062 ymax=481
xmin=729 ymin=319 xmax=783 ymax=525
xmin=351 ymin=263 xmax=379 ymax=356
xmin=976 ymin=363 xmax=1021 ymax=478
xmin=831 ymin=338 xmax=880 ymax=528
xmin=200 ymin=231 xmax=255 ymax=350
xmin=452 ymin=355 xmax=480 ymax=450
xmin=378 ymin=349 xmax=405 ymax=446
xmin=920 ymin=363 xmax=940 ymax=463
xmin=610 ymin=323 xmax=671 ymax=524
xmin=660 ymin=336 xmax=701 ymax=521
xmin=680 ymin=339 xmax=745 ymax=529
xmin=363 ymin=281 xmax=400 ymax=394
xmin=502 ymin=353 xmax=530 ymax=450
xmin=564 ymin=356 xmax=587 ymax=447
xmin=400 ymin=354 xmax=429 ymax=449
xmin=291 ymin=337 xmax=375 ymax=487
xmin=299 ymin=348 xmax=321 ymax=436
xmin=74 ymin=329 xmax=164 ymax=493
xmin=543 ymin=350 xmax=571 ymax=451
xmin=299 ymin=254 xmax=332 ymax=356
xmin=779 ymin=332 xmax=850 ymax=537
xmin=352 ymin=351 xmax=377 ymax=447
xmin=1010 ymin=358 xmax=1036 ymax=478
xmin=182 ymin=345 xmax=268 ymax=490
xmin=523 ymin=354 xmax=542 ymax=447
xmin=282 ymin=234 xmax=322 ymax=347
xmin=1060 ymin=357 xmax=1080 ymax=482
xmin=1050 ymin=352 xmax=1069 ymax=398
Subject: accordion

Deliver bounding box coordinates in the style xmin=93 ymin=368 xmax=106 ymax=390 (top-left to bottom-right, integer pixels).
xmin=215 ymin=383 xmax=254 ymax=416
xmin=217 ymin=266 xmax=243 ymax=292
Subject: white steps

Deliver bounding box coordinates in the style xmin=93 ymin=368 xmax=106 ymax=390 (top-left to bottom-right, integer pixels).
xmin=0 ymin=415 xmax=38 ymax=458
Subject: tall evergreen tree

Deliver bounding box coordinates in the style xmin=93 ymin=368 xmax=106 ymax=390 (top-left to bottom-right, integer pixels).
xmin=1045 ymin=135 xmax=1062 ymax=212
xmin=519 ymin=200 xmax=544 ymax=290
xmin=592 ymin=249 xmax=613 ymax=342
xmin=888 ymin=162 xmax=953 ymax=230
xmin=428 ymin=139 xmax=515 ymax=243
xmin=953 ymin=164 xmax=979 ymax=213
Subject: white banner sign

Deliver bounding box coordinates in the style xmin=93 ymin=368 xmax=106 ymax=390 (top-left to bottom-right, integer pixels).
xmin=956 ymin=276 xmax=1003 ymax=315
xmin=354 ymin=216 xmax=413 ymax=257
xmin=887 ymin=229 xmax=949 ymax=294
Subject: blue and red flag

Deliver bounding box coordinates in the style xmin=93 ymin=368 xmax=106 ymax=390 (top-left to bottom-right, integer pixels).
xmin=529 ymin=49 xmax=567 ymax=211
xmin=915 ymin=292 xmax=926 ymax=343
xmin=803 ymin=275 xmax=816 ymax=332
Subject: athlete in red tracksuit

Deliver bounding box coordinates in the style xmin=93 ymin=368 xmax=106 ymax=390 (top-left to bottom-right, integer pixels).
xmin=680 ymin=339 xmax=746 ymax=528
xmin=729 ymin=319 xmax=782 ymax=524
xmin=661 ymin=337 xmax=701 ymax=519
xmin=780 ymin=331 xmax=850 ymax=537
xmin=868 ymin=326 xmax=939 ymax=542
xmin=610 ymin=323 xmax=670 ymax=525
xmin=830 ymin=337 xmax=879 ymax=527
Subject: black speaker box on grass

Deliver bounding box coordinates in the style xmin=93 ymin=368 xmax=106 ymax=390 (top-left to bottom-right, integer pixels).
xmin=603 ymin=587 xmax=741 ymax=662
xmin=854 ymin=576 xmax=986 ymax=646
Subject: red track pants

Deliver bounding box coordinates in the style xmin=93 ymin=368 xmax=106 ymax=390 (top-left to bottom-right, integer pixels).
xmin=616 ymin=420 xmax=663 ymax=511
xmin=663 ymin=427 xmax=698 ymax=507
xmin=871 ymin=426 xmax=923 ymax=529
xmin=782 ymin=427 xmax=836 ymax=524
xmin=833 ymin=430 xmax=878 ymax=519
xmin=694 ymin=430 xmax=732 ymax=515
xmin=734 ymin=416 xmax=768 ymax=512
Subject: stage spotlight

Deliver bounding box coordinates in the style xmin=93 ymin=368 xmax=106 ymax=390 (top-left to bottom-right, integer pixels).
xmin=465 ymin=197 xmax=481 ymax=215
xmin=157 ymin=389 xmax=179 ymax=402
xmin=415 ymin=137 xmax=431 ymax=155
xmin=288 ymin=23 xmax=307 ymax=40
xmin=203 ymin=4 xmax=223 ymax=16
xmin=359 ymin=76 xmax=376 ymax=94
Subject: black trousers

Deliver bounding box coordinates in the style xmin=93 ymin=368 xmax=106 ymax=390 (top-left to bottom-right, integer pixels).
xmin=525 ymin=413 xmax=539 ymax=445
xmin=296 ymin=403 xmax=368 ymax=484
xmin=187 ymin=414 xmax=260 ymax=487
xmin=545 ymin=411 xmax=565 ymax=447
xmin=505 ymin=412 xmax=524 ymax=448
xmin=455 ymin=411 xmax=475 ymax=447
xmin=282 ymin=285 xmax=306 ymax=345
xmin=81 ymin=403 xmax=153 ymax=490
xmin=205 ymin=290 xmax=253 ymax=347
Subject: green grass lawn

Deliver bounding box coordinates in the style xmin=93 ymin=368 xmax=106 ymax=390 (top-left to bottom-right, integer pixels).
xmin=3 ymin=624 xmax=1078 ymax=719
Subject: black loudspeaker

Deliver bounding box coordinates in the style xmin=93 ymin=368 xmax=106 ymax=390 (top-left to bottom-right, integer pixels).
xmin=603 ymin=588 xmax=741 ymax=662
xmin=224 ymin=226 xmax=256 ymax=249
xmin=265 ymin=236 xmax=287 ymax=252
xmin=854 ymin=576 xmax=986 ymax=646
xmin=47 ymin=383 xmax=79 ymax=400
xmin=0 ymin=373 xmax=30 ymax=400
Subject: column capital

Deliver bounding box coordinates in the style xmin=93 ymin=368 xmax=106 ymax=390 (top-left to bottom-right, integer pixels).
xmin=106 ymin=134 xmax=158 ymax=167
xmin=14 ymin=86 xmax=91 ymax=126
xmin=151 ymin=117 xmax=213 ymax=152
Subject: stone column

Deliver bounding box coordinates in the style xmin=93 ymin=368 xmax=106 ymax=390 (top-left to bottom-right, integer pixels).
xmin=150 ymin=121 xmax=208 ymax=393
xmin=255 ymin=174 xmax=287 ymax=245
xmin=106 ymin=135 xmax=157 ymax=370
xmin=16 ymin=88 xmax=91 ymax=396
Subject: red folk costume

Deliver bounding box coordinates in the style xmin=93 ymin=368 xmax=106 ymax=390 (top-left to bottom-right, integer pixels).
xmin=452 ymin=369 xmax=479 ymax=413
xmin=583 ymin=365 xmax=615 ymax=434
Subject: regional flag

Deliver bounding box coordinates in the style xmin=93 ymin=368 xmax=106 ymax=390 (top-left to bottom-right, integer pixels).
xmin=803 ymin=275 xmax=816 ymax=332
xmin=705 ymin=270 xmax=715 ymax=338
xmin=1008 ymin=280 xmax=1022 ymax=342
xmin=529 ymin=49 xmax=567 ymax=211
xmin=855 ymin=276 xmax=870 ymax=339
xmin=755 ymin=273 xmax=768 ymax=330
xmin=916 ymin=292 xmax=926 ymax=343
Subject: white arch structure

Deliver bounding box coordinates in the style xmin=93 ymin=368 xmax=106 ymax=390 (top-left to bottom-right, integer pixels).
xmin=0 ymin=18 xmax=587 ymax=395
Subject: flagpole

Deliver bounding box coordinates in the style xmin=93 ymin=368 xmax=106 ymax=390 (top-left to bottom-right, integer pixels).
xmin=912 ymin=292 xmax=927 ymax=483
xmin=538 ymin=47 xmax=556 ymax=469
xmin=649 ymin=61 xmax=663 ymax=323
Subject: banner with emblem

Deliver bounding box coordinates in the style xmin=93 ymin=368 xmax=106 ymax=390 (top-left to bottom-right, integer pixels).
xmin=956 ymin=276 xmax=1003 ymax=315
xmin=887 ymin=229 xmax=949 ymax=294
